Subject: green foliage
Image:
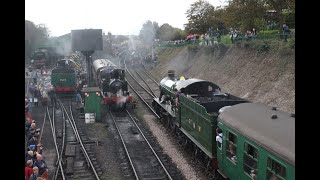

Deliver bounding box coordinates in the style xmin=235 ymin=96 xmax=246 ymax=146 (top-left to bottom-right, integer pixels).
xmin=185 ymin=0 xmax=224 ymax=34
xmin=221 ymin=35 xmax=232 ymax=44
xmin=224 ymin=0 xmax=267 ymax=31
xmin=158 ymin=23 xmax=186 ymax=41
xmin=254 ymin=18 xmax=267 ymax=31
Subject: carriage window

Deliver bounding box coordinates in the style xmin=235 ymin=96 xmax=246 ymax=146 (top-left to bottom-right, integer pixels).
xmin=266 ymin=157 xmax=286 ymax=180
xmin=243 ymin=142 xmax=258 ymax=179
xmin=226 ymin=131 xmax=237 ymax=163
xmin=208 ymin=85 xmax=212 ymax=92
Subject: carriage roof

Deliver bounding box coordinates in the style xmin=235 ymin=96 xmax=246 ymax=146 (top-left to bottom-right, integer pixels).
xmin=218 ymin=102 xmax=295 ymax=165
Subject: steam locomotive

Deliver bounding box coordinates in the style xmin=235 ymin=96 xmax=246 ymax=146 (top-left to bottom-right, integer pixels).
xmin=92 ymin=59 xmax=132 ymax=109
xmin=31 ymin=47 xmax=61 ymax=69
xmin=51 ymin=59 xmax=77 ymax=93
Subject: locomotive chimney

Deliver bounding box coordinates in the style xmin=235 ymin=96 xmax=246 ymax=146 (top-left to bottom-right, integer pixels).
xmin=168 ymin=70 xmax=175 ymax=80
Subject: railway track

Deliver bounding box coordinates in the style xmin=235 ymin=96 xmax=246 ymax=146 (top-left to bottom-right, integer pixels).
xmin=124 ymin=60 xmax=216 ymax=180
xmin=47 ymin=98 xmax=102 ymax=180
xmin=110 ymin=109 xmax=178 ymax=180
xmin=133 ymin=67 xmax=160 ymax=98
xmin=125 ymin=63 xmax=160 ymax=119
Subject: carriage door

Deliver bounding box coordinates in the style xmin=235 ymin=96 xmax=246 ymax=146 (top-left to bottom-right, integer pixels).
xmin=216 ymin=122 xmax=225 ymax=171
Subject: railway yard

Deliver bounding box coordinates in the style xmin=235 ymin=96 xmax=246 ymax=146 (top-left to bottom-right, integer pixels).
xmin=25 ymin=45 xmax=296 ymax=180
xmin=25 ymin=59 xmax=213 ymax=180
xmin=25 ymin=0 xmax=297 ymax=178
xmin=25 ymin=45 xmax=295 ymax=180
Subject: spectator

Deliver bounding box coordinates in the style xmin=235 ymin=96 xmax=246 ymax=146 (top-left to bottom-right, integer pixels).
xmin=28 ymin=135 xmax=39 ymax=151
xmin=192 ymin=34 xmax=197 ymax=44
xmin=25 ymin=111 xmax=33 ymax=136
xmin=28 ymin=66 xmax=33 ymax=72
xmin=252 ymin=28 xmax=257 ymax=39
xmin=216 ymin=128 xmax=223 ymax=149
xmin=25 ymin=160 xmax=33 ymax=180
xmin=33 ymin=154 xmax=49 ymax=179
xmin=245 ymin=30 xmax=253 ymax=41
xmin=25 ymin=97 xmax=32 ymax=117
xmin=76 ymin=87 xmax=82 ymax=107
xmin=27 ymin=122 xmax=37 ymax=140
xmin=29 ymin=167 xmax=40 ymax=180
xmin=25 ymin=150 xmax=36 ymax=164
xmin=216 ymin=28 xmax=221 ymax=44
xmin=208 ymin=27 xmax=215 ymax=46
xmin=230 ymin=28 xmax=235 ymax=43
xmin=205 ymin=34 xmax=209 ymax=45
xmin=282 ymin=24 xmax=290 ymax=42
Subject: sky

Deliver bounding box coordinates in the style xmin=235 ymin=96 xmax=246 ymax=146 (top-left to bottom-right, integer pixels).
xmin=25 ymin=0 xmax=227 ymax=37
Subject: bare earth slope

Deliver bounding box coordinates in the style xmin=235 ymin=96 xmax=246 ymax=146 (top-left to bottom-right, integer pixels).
xmin=149 ymin=45 xmax=295 ymax=113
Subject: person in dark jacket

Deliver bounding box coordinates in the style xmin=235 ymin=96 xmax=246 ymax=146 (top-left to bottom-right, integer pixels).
xmin=25 ymin=150 xmax=36 ymax=164
xmin=33 ymin=154 xmax=49 ymax=178
xmin=282 ymin=24 xmax=290 ymax=42
xmin=28 ymin=136 xmax=38 ymax=151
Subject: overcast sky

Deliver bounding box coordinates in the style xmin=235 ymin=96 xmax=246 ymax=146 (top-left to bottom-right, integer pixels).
xmin=25 ymin=0 xmax=227 ymax=37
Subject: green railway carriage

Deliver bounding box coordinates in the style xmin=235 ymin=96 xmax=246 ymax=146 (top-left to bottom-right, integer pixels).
xmin=153 ymin=70 xmax=248 ymax=170
xmin=217 ymin=103 xmax=295 ymax=180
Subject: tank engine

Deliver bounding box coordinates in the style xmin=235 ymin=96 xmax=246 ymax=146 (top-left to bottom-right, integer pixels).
xmin=92 ymin=59 xmax=132 ymax=109
xmin=51 ymin=59 xmax=77 ymax=93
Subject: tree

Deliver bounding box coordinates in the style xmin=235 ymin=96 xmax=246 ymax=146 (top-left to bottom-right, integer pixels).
xmin=25 ymin=21 xmax=50 ymax=59
xmin=264 ymin=0 xmax=288 ymax=25
xmin=157 ymin=23 xmax=187 ymax=41
xmin=184 ymin=0 xmax=217 ymax=34
xmin=139 ymin=20 xmax=159 ymax=46
xmin=223 ymin=0 xmax=267 ymax=31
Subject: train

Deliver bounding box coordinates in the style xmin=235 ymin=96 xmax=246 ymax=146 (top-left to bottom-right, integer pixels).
xmin=92 ymin=59 xmax=132 ymax=109
xmin=51 ymin=59 xmax=77 ymax=93
xmin=31 ymin=47 xmax=62 ymax=69
xmin=152 ymin=70 xmax=295 ymax=180
xmin=217 ymin=102 xmax=295 ymax=180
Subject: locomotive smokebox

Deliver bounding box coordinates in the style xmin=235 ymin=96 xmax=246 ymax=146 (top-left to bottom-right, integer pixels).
xmin=168 ymin=70 xmax=175 ymax=80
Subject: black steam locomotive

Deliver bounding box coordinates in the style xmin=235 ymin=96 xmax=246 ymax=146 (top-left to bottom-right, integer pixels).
xmin=92 ymin=59 xmax=132 ymax=109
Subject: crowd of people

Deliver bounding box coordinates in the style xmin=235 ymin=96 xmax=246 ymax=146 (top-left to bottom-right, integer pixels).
xmin=25 ymin=66 xmax=51 ymax=180
xmin=160 ymin=24 xmax=292 ymax=46
xmin=25 ymin=63 xmax=87 ymax=179
xmin=25 ymin=96 xmax=49 ymax=180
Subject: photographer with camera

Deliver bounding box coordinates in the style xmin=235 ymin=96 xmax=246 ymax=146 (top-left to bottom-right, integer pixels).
xmin=27 ymin=135 xmax=39 ymax=152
